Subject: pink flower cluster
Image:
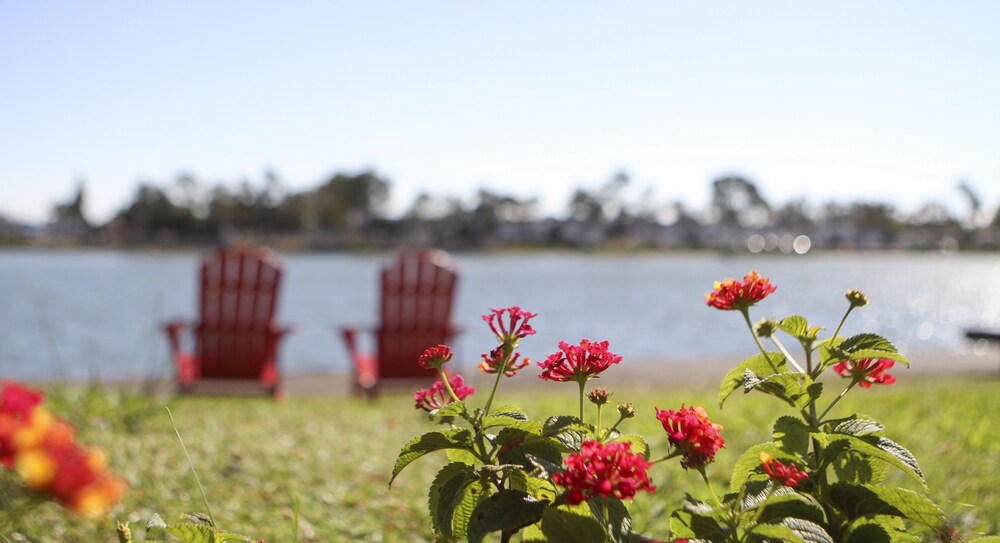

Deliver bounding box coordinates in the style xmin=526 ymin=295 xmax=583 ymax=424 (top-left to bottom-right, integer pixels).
xmin=759 ymin=452 xmax=809 ymax=488
xmin=655 ymin=405 xmax=726 ymax=469
xmin=478 ymin=346 xmax=530 ymax=377
xmin=483 ymin=306 xmax=537 ymax=344
xmin=705 ymin=270 xmax=776 ymax=311
xmin=551 ymin=440 xmax=655 ymax=505
xmin=418 ymin=344 xmax=453 ymax=370
xmin=414 ymin=375 xmax=476 ymax=412
xmin=538 ymin=339 xmax=622 ymax=383
xmin=833 ymin=358 xmax=896 ymax=388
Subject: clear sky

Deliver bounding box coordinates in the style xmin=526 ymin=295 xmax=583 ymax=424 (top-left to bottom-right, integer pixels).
xmin=2 ymin=2 xmax=998 ymax=224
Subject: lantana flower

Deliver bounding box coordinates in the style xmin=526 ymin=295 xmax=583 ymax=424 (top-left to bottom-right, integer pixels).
xmin=0 ymin=380 xmax=126 ymax=518
xmin=759 ymin=451 xmax=809 ymax=488
xmin=705 ymin=270 xmax=776 ymax=311
xmin=551 ymin=440 xmax=655 ymax=505
xmin=833 ymin=358 xmax=896 ymax=388
xmin=418 ymin=344 xmax=453 ymax=371
xmin=478 ymin=346 xmax=530 ymax=377
xmin=414 ymin=374 xmax=476 ymax=412
xmin=655 ymin=405 xmax=726 ymax=469
xmin=538 ymin=339 xmax=622 ymax=383
xmin=483 ymin=306 xmax=537 ymax=345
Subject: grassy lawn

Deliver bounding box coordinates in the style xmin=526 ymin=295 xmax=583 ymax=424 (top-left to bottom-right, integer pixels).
xmin=4 ymin=374 xmax=999 ymax=542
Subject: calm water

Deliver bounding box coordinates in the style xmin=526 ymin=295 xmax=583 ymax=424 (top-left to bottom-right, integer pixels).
xmin=2 ymin=249 xmax=1000 ymax=382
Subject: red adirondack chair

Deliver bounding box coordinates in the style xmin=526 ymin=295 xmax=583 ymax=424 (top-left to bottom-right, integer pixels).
xmin=163 ymin=245 xmax=292 ymax=397
xmin=340 ymin=249 xmax=460 ymax=395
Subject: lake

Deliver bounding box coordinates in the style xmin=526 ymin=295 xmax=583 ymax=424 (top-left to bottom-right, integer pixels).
xmin=2 ymin=248 xmax=999 ymax=382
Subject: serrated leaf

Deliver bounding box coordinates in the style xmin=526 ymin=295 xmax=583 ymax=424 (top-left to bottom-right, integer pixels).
xmin=526 ymin=453 xmax=566 ymax=481
xmin=779 ymin=315 xmax=809 ymax=338
xmin=829 ymin=483 xmax=947 ymax=531
xmin=610 ymin=434 xmax=650 ymax=459
xmin=838 ymin=333 xmax=899 ymax=354
xmin=833 ymin=418 xmax=885 ymax=437
xmin=669 ymin=508 xmax=727 ymax=541
xmin=821 ymin=434 xmax=925 ymax=489
xmin=587 ymin=497 xmax=632 ymax=543
xmin=165 ymin=524 xmax=217 ymax=543
xmin=832 ymin=447 xmax=889 ymax=485
xmin=753 ymin=518 xmax=833 ymax=543
xmin=446 ymin=448 xmax=479 ymax=465
xmin=523 ymin=506 xmax=606 ymax=543
xmin=730 ymin=442 xmax=783 ymax=492
xmin=452 ymin=479 xmax=489 ymax=540
xmin=542 ymin=415 xmax=590 ymax=451
xmin=482 ymin=414 xmax=529 ymax=429
xmin=391 ymin=429 xmax=475 ymax=485
xmin=774 ymin=416 xmax=812 ymax=456
xmin=719 ymin=351 xmax=787 ymax=406
xmin=467 ymin=489 xmax=547 ymax=543
xmin=429 ymin=463 xmax=475 ymax=537
xmin=497 ymin=427 xmax=563 ymax=469
xmin=845 ymin=515 xmax=918 ymax=543
xmin=743 ymin=370 xmax=821 ymax=410
xmin=491 ymin=405 xmax=529 ymax=420
xmin=752 ymin=491 xmax=827 ymax=526
xmin=434 ymin=401 xmax=469 ymax=420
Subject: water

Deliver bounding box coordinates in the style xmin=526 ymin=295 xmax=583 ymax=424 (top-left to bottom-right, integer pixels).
xmin=2 ymin=248 xmax=1000 ymax=382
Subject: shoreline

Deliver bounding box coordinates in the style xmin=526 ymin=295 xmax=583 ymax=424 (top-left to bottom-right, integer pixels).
xmin=22 ymin=351 xmax=1000 ymax=398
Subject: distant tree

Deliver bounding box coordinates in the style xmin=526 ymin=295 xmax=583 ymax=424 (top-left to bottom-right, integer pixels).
xmin=710 ymin=176 xmax=771 ymax=227
xmin=311 ymin=170 xmax=390 ymax=230
xmin=956 ymin=180 xmax=985 ymax=229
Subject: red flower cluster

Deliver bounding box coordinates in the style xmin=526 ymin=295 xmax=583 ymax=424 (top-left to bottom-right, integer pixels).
xmin=483 ymin=306 xmax=537 ymax=345
xmin=478 ymin=346 xmax=530 ymax=377
xmin=833 ymin=358 xmax=896 ymax=388
xmin=538 ymin=339 xmax=622 ymax=383
xmin=0 ymin=381 xmax=125 ymax=517
xmin=705 ymin=270 xmax=776 ymax=311
xmin=759 ymin=451 xmax=809 ymax=487
xmin=418 ymin=344 xmax=453 ymax=370
xmin=551 ymin=440 xmax=655 ymax=505
xmin=655 ymin=405 xmax=725 ymax=469
xmin=414 ymin=375 xmax=476 ymax=412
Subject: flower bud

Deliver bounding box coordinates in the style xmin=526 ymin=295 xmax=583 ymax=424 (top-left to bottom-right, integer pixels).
xmin=755 ymin=319 xmax=777 ymax=338
xmin=845 ymin=289 xmax=869 ymax=308
xmin=616 ymin=402 xmax=635 ymax=418
xmin=587 ymin=387 xmax=612 ymax=405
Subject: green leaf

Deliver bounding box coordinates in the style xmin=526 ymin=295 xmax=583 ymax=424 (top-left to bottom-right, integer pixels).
xmin=467 ymin=489 xmax=548 ymax=543
xmin=750 ymin=489 xmax=827 ymax=526
xmin=429 ymin=463 xmax=475 ymax=538
xmin=526 ymin=453 xmax=565 ymax=481
xmin=824 ymin=333 xmax=909 ymax=371
xmin=587 ymin=497 xmax=632 ymax=543
xmin=446 ymin=448 xmax=479 ymax=465
xmin=821 ymin=434 xmax=926 ymax=489
xmin=832 ymin=417 xmax=885 ymax=437
xmin=773 ymin=416 xmax=812 ymax=456
xmin=968 ymin=538 xmax=1000 ymax=543
xmin=669 ymin=508 xmax=728 ymax=541
xmin=730 ymin=442 xmax=783 ymax=492
xmin=610 ymin=434 xmax=650 ymax=459
xmin=743 ymin=370 xmax=821 ymax=410
xmin=778 ymin=315 xmax=809 ymax=338
xmin=434 ymin=401 xmax=469 ymax=420
xmin=542 ymin=415 xmax=590 ymax=451
xmin=522 ymin=506 xmax=606 ymax=543
xmin=390 ymin=429 xmax=476 ymax=486
xmin=844 ymin=515 xmax=919 ymax=543
xmin=751 ymin=518 xmax=833 ymax=543
xmin=497 ymin=428 xmax=563 ymax=469
xmin=838 ymin=333 xmax=899 ymax=354
xmin=828 ymin=483 xmax=947 ymax=531
xmin=491 ymin=405 xmax=529 ymax=420
xmin=482 ymin=414 xmax=530 ymax=429
xmin=452 ymin=478 xmax=489 ymax=540
xmin=831 ymin=447 xmax=889 ymax=485
xmin=719 ymin=351 xmax=787 ymax=406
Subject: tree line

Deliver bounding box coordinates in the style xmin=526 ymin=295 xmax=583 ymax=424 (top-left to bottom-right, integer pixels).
xmin=16 ymin=170 xmax=1000 ymax=252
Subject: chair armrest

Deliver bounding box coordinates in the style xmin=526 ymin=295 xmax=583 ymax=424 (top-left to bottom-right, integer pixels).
xmin=339 ymin=324 xmax=377 ymax=357
xmin=162 ymin=320 xmax=191 ymax=354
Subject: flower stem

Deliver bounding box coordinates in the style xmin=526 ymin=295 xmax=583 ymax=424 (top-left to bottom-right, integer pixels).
xmin=596 ymin=403 xmax=603 ymax=440
xmin=698 ymin=467 xmax=723 ymax=508
xmin=577 ymin=380 xmax=586 ymax=422
xmin=482 ymin=345 xmax=511 ymax=418
xmin=166 ymin=407 xmax=215 ymax=526
xmin=770 ymin=335 xmax=805 ymax=373
xmin=741 ymin=309 xmax=778 ymax=373
xmin=818 ymin=381 xmax=858 ymax=422
xmin=831 ymin=306 xmax=855 ymax=344
xmin=437 ymin=369 xmax=460 ymax=403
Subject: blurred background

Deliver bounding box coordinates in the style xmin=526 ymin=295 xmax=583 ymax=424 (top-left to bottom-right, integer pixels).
xmin=2 ymin=2 xmax=999 ymax=382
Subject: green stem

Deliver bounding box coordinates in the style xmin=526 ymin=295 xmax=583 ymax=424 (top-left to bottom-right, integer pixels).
xmin=437 ymin=368 xmax=460 ymax=403
xmin=596 ymin=403 xmax=603 ymax=440
xmin=649 ymin=450 xmax=681 ymax=465
xmin=818 ymin=381 xmax=858 ymax=422
xmin=831 ymin=306 xmax=855 ymax=344
xmin=577 ymin=380 xmax=586 ymax=423
xmin=699 ymin=467 xmax=723 ymax=508
xmin=769 ymin=335 xmax=805 ymax=373
xmin=481 ymin=345 xmax=511 ymax=418
xmin=166 ymin=407 xmax=215 ymax=526
xmin=741 ymin=309 xmax=777 ymax=372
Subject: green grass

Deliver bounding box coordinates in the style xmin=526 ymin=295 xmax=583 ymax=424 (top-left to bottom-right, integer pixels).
xmin=4 ymin=375 xmax=999 ymax=542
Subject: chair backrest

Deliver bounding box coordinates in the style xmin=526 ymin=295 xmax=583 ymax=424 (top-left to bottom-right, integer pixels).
xmin=377 ymin=249 xmax=459 ymax=379
xmin=195 ymin=245 xmax=283 ymax=380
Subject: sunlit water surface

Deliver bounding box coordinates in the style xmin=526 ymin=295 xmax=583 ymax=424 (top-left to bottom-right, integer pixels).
xmin=2 ymin=249 xmax=999 ymax=381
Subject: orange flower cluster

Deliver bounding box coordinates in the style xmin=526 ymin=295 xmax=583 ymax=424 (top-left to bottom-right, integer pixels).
xmin=0 ymin=381 xmax=125 ymax=518
xmin=705 ymin=270 xmax=777 ymax=311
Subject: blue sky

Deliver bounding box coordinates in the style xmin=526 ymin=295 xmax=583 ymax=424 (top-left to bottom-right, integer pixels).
xmin=2 ymin=2 xmax=998 ymax=224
